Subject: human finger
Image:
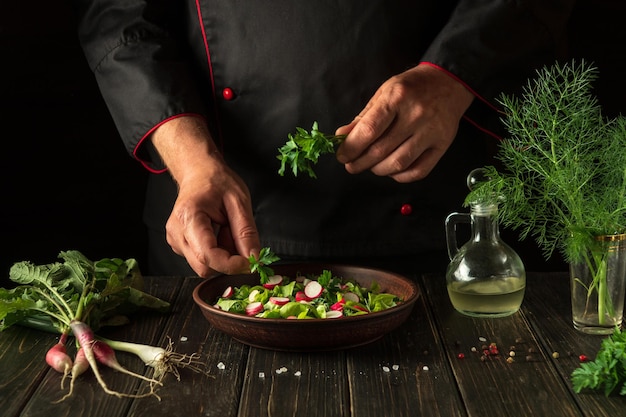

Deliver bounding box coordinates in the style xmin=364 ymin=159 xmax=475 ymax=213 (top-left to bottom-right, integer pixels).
xmin=335 ymin=95 xmax=394 ymax=165
xmin=223 ymin=193 xmax=261 ymax=265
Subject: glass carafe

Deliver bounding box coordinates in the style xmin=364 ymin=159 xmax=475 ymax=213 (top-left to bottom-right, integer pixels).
xmin=445 ymin=172 xmax=526 ymax=317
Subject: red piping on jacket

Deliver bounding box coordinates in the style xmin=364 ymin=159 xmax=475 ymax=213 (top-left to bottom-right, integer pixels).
xmin=419 ymin=61 xmax=503 ymax=141
xmin=195 ymin=0 xmax=225 ymax=151
xmin=133 ymin=114 xmax=206 ymax=173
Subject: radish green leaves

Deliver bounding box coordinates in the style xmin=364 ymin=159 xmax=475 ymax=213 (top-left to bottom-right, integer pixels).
xmin=0 ymin=250 xmax=170 ymax=334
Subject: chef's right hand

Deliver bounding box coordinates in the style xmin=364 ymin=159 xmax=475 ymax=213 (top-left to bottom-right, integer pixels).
xmin=151 ymin=116 xmax=261 ymax=277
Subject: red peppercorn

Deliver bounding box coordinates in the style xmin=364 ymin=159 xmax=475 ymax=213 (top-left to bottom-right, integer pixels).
xmin=457 ymin=353 xmax=465 ymax=359
xmin=579 ymin=354 xmax=588 ymax=362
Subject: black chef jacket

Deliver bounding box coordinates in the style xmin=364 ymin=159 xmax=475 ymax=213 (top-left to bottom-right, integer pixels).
xmin=72 ymin=0 xmax=573 ymax=274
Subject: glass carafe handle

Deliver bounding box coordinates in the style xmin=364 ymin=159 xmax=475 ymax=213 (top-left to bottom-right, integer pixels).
xmin=445 ymin=212 xmax=470 ymax=261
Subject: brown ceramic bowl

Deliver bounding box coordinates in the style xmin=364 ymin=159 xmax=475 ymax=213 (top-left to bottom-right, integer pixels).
xmin=192 ymin=263 xmax=419 ymax=351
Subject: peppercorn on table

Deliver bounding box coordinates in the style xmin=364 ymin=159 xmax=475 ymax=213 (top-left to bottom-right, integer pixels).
xmin=2 ymin=270 xmax=625 ymax=417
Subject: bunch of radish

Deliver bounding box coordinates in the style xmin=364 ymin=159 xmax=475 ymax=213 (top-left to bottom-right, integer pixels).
xmin=1 ymin=250 xmax=206 ymax=402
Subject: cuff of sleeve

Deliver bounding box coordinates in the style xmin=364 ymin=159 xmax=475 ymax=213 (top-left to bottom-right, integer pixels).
xmin=133 ymin=113 xmax=207 ymax=173
xmin=418 ymin=61 xmax=503 ymax=141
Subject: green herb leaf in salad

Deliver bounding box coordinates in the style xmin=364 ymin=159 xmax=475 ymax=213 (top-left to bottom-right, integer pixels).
xmin=571 ymin=327 xmax=626 ymax=396
xmin=277 ymin=121 xmax=346 ymax=178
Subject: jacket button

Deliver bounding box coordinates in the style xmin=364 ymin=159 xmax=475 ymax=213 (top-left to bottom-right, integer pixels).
xmin=400 ymin=204 xmax=412 ymax=216
xmin=222 ymin=87 xmax=235 ymax=101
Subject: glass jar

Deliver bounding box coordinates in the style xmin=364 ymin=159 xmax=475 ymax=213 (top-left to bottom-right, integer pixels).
xmin=445 ymin=201 xmax=526 ymax=318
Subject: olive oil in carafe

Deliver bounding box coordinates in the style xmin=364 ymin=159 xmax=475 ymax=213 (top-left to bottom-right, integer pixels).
xmin=444 ymin=169 xmax=526 ymax=318
xmin=447 ymin=277 xmax=526 ymax=317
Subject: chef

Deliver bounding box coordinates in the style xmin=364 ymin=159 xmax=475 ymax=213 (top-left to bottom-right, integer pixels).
xmin=71 ymin=1 xmax=574 ymax=276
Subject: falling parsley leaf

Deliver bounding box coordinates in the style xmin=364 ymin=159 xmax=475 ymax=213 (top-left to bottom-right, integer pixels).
xmin=248 ymin=247 xmax=280 ymax=284
xmin=277 ymin=121 xmax=346 ymax=178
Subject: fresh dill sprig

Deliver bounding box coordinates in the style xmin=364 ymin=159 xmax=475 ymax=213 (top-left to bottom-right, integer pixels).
xmin=465 ymin=60 xmax=626 ymax=264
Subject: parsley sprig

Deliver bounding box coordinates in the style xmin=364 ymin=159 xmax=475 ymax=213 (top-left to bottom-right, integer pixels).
xmin=571 ymin=327 xmax=626 ymax=396
xmin=248 ymin=247 xmax=280 ymax=284
xmin=277 ymin=121 xmax=346 ymax=178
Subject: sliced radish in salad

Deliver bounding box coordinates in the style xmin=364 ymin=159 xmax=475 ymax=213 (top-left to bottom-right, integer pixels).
xmin=248 ymin=289 xmax=260 ymax=302
xmin=330 ymin=300 xmax=346 ymax=311
xmin=325 ymin=310 xmax=343 ymax=319
xmin=245 ymin=301 xmax=264 ymax=316
xmin=263 ymin=275 xmax=283 ymax=289
xmin=269 ymin=296 xmax=290 ymax=306
xmin=304 ymin=281 xmax=323 ymax=299
xmin=342 ymin=292 xmax=359 ymax=303
xmin=295 ymin=291 xmax=311 ymax=302
xmin=222 ymin=286 xmax=234 ymax=298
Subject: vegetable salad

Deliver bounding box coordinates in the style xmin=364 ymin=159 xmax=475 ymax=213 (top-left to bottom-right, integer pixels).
xmin=214 ymin=269 xmax=402 ymax=319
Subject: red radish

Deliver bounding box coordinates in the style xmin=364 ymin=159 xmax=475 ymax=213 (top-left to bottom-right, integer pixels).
xmin=222 ymin=286 xmax=234 ymax=298
xmin=330 ymin=300 xmax=345 ymax=311
xmin=71 ymin=347 xmax=90 ymax=377
xmin=99 ymin=336 xmax=206 ymax=380
xmin=46 ymin=340 xmax=73 ymax=376
xmin=69 ymin=319 xmax=159 ymax=399
xmin=304 ymin=281 xmax=323 ymax=299
xmin=325 ymin=310 xmax=343 ymax=319
xmin=295 ymin=291 xmax=311 ymax=302
xmin=343 ymin=292 xmax=360 ymax=303
xmin=92 ymin=340 xmax=161 ymax=384
xmin=263 ymin=275 xmax=283 ymax=289
xmin=248 ymin=289 xmax=260 ymax=302
xmin=245 ymin=301 xmax=264 ymax=316
xmin=56 ymin=347 xmax=90 ymax=403
xmin=269 ymin=296 xmax=290 ymax=306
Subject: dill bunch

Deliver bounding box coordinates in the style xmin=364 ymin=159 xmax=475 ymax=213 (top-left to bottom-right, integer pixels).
xmin=466 ymin=60 xmax=626 ymax=264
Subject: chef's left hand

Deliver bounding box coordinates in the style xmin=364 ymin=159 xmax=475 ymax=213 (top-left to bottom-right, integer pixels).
xmin=335 ymin=64 xmax=475 ymax=183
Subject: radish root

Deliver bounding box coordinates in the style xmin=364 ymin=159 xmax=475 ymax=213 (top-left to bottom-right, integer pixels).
xmin=151 ymin=338 xmax=208 ymax=381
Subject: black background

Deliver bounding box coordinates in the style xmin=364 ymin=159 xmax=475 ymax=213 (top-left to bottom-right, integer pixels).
xmin=1 ymin=1 xmax=625 ymax=285
xmin=1 ymin=2 xmax=148 ymax=285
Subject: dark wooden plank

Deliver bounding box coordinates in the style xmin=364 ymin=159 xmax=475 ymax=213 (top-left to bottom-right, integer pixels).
xmin=127 ymin=277 xmax=250 ymax=417
xmin=347 ymin=288 xmax=467 ymax=417
xmin=422 ymin=272 xmax=583 ymax=417
xmin=18 ymin=276 xmax=183 ymax=417
xmin=522 ymin=272 xmax=626 ymax=416
xmin=0 ymin=326 xmax=52 ymax=417
xmin=239 ymin=348 xmax=348 ymax=417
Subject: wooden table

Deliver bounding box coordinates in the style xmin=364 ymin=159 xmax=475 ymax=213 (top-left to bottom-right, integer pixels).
xmin=2 ymin=269 xmax=625 ymax=417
